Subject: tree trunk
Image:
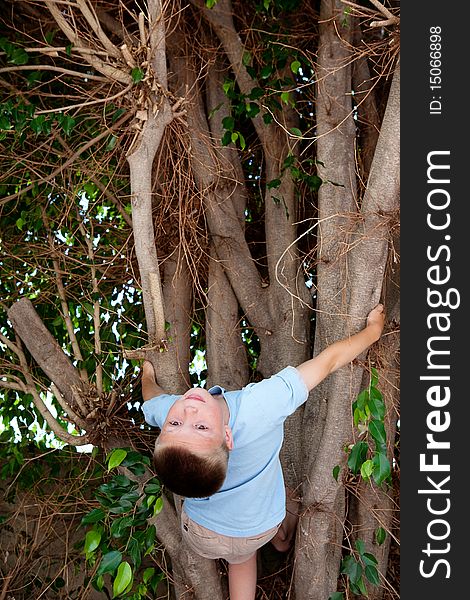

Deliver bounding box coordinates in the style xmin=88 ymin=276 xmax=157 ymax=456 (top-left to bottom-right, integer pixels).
xmin=295 ymin=10 xmax=399 ymax=600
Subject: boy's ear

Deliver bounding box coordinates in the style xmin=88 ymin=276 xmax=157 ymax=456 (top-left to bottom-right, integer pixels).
xmin=224 ymin=426 xmax=234 ymax=451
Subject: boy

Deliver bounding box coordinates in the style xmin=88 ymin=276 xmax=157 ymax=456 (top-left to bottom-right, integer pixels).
xmin=141 ymin=304 xmax=385 ymax=600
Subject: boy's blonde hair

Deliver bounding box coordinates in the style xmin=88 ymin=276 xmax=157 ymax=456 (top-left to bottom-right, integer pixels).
xmin=153 ymin=442 xmax=229 ymax=498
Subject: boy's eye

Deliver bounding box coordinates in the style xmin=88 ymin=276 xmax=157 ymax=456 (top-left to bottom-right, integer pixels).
xmin=169 ymin=420 xmax=180 ymax=426
xmin=195 ymin=424 xmax=208 ymax=430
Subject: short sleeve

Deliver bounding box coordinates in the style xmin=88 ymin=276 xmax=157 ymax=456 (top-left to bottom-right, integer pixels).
xmin=238 ymin=366 xmax=309 ymax=426
xmin=141 ymin=394 xmax=179 ymax=428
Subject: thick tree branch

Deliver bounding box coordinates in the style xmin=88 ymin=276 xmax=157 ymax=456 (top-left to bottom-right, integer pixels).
xmin=126 ymin=1 xmax=176 ymax=345
xmin=190 ymin=0 xmax=274 ymax=151
xmin=7 ymin=298 xmax=89 ymax=412
xmin=168 ymin=41 xmax=271 ymax=332
xmin=296 ymin=3 xmax=358 ymax=598
xmin=126 ymin=108 xmax=172 ymax=343
xmin=347 ymin=62 xmax=400 ymax=317
xmin=147 ymin=0 xmax=167 ymax=88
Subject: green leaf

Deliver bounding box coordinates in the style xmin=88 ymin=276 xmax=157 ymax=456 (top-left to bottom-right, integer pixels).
xmin=108 ymin=500 xmax=133 ymax=515
xmin=282 ymin=154 xmax=296 ymax=169
xmin=328 ymin=594 xmax=344 ymax=600
xmin=10 ymin=47 xmax=29 ymax=65
xmin=59 ymin=115 xmax=76 ymax=136
xmin=131 ymin=68 xmax=144 ymax=83
xmin=222 ymin=116 xmax=235 ymax=131
xmin=97 ymin=550 xmax=122 ymax=576
xmin=0 ymin=115 xmax=12 ymax=131
xmin=370 ymin=367 xmax=379 ymax=387
xmin=267 ymin=178 xmax=281 ymax=190
xmin=368 ymin=420 xmax=386 ymax=446
xmin=351 ymin=575 xmax=368 ymax=596
xmin=222 ymin=80 xmax=234 ymax=95
xmin=81 ymin=508 xmax=106 ymax=526
xmin=260 ymin=65 xmax=273 ymax=79
xmin=106 ymin=135 xmax=118 ymax=151
xmin=363 ymin=552 xmax=378 ymax=567
xmin=340 ymin=555 xmax=362 ymax=585
xmin=355 ymin=539 xmax=366 ymax=556
xmin=375 ymin=526 xmax=387 ymax=546
xmin=245 ymin=102 xmax=260 ymax=118
xmin=144 ymin=481 xmax=161 ymax=495
xmin=372 ymin=452 xmax=391 ymax=486
xmin=231 ymin=131 xmax=239 ymax=143
xmin=332 ymin=465 xmax=340 ymax=481
xmin=30 ymin=116 xmax=46 ymax=135
xmin=249 ymin=87 xmax=265 ymax=100
xmin=353 ymin=406 xmax=366 ymax=428
xmin=365 ymin=564 xmax=380 ymax=586
xmin=368 ymin=393 xmax=385 ymax=421
xmin=263 ymin=112 xmax=273 ymax=124
xmin=143 ymin=568 xmax=155 ymax=584
xmin=221 ymin=130 xmax=232 ymax=146
xmin=92 ymin=575 xmax=104 ymax=592
xmin=290 ymin=60 xmax=301 ymax=74
xmin=145 ymin=524 xmax=156 ymax=550
xmin=112 ymin=561 xmax=133 ymax=597
xmin=84 ymin=529 xmax=101 ymax=554
xmin=153 ymin=496 xmax=163 ymax=517
xmin=242 ymin=51 xmax=252 ymax=66
xmin=112 ymin=108 xmax=126 ymax=123
xmin=128 ymin=537 xmax=142 ymax=569
xmin=110 ymin=515 xmax=133 ymax=538
xmin=289 ymin=127 xmax=302 ymax=137
xmin=360 ymin=459 xmax=374 ymax=480
xmin=280 ymin=91 xmax=290 ymax=104
xmin=146 ymin=494 xmax=156 ymax=507
xmin=26 ymin=71 xmax=43 ymax=87
xmin=347 ymin=441 xmax=368 ymax=474
xmin=107 ymin=448 xmax=128 ymax=470
xmin=355 ymin=389 xmax=369 ymax=411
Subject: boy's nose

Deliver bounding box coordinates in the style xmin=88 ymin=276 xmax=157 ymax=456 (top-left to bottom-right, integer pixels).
xmin=184 ymin=405 xmax=198 ymax=413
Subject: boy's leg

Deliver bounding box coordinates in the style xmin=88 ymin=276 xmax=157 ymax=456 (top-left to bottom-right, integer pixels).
xmin=228 ymin=553 xmax=257 ymax=600
xmin=270 ymin=486 xmax=299 ymax=552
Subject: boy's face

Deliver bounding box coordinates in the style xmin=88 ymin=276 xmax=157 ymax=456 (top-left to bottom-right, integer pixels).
xmin=157 ymin=388 xmax=233 ymax=454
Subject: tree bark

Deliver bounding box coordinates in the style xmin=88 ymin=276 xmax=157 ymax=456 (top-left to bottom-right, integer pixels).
xmin=348 ymin=64 xmax=400 ymax=599
xmin=295 ymin=58 xmax=400 ymax=600
xmin=297 ymin=9 xmax=357 ymax=590
xmin=7 ymin=298 xmax=89 ymax=410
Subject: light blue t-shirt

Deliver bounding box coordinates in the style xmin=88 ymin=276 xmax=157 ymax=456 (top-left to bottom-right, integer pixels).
xmin=142 ymin=366 xmax=308 ymax=537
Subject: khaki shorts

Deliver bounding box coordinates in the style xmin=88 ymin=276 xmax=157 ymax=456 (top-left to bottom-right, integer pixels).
xmin=181 ymin=509 xmax=281 ymax=564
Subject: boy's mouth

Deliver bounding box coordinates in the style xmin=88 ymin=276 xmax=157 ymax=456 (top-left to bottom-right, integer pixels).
xmin=184 ymin=393 xmax=205 ymax=403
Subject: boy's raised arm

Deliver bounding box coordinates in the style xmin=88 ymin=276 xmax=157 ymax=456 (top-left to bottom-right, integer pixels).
xmin=141 ymin=360 xmax=167 ymax=402
xmin=296 ymin=304 xmax=385 ymax=392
